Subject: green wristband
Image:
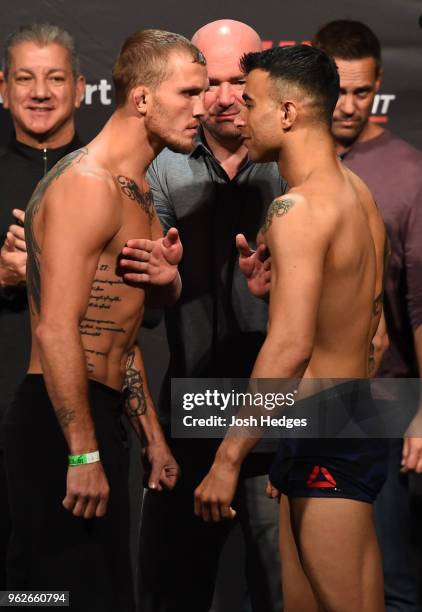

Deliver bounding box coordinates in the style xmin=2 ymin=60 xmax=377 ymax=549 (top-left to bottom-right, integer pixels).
xmin=68 ymin=450 xmax=100 ymax=466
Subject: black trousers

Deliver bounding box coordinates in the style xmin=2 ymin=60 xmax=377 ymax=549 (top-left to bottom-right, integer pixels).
xmin=138 ymin=439 xmax=282 ymax=612
xmin=0 ymin=446 xmax=10 ymax=589
xmin=3 ymin=375 xmax=135 ymax=612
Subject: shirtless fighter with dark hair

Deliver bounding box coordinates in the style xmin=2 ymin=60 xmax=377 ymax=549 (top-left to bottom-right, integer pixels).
xmin=195 ymin=45 xmax=388 ymax=612
xmin=3 ymin=29 xmax=207 ymax=612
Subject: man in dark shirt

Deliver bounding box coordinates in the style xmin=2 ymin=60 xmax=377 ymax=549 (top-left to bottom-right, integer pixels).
xmin=314 ymin=20 xmax=422 ymax=611
xmin=0 ymin=23 xmax=85 ymax=588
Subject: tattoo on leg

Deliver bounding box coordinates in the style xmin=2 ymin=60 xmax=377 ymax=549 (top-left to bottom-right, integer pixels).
xmin=117 ymin=176 xmax=155 ymax=223
xmin=26 ymin=148 xmax=89 ymax=314
xmin=123 ymin=350 xmax=147 ymax=417
xmin=262 ymin=197 xmax=295 ymax=233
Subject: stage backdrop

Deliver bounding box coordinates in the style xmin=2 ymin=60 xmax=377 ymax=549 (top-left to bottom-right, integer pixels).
xmin=0 ymin=0 xmax=421 ymax=149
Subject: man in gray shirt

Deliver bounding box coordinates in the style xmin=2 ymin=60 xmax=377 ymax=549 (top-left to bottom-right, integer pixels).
xmin=122 ymin=19 xmax=285 ymax=612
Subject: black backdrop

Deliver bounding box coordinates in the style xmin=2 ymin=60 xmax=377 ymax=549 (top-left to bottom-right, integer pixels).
xmin=1 ymin=0 xmax=422 ymax=148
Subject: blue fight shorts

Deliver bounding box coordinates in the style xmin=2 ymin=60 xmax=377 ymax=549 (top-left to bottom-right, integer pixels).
xmin=269 ymin=380 xmax=389 ymax=504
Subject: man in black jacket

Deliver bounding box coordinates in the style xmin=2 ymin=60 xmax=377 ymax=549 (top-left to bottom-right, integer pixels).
xmin=0 ymin=23 xmax=85 ymax=587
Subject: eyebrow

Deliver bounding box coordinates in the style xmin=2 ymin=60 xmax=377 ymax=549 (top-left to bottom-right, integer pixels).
xmin=242 ymin=92 xmax=253 ymax=102
xmin=13 ymin=67 xmax=67 ymax=75
xmin=209 ymin=74 xmax=246 ymax=84
xmin=340 ymin=85 xmax=373 ymax=93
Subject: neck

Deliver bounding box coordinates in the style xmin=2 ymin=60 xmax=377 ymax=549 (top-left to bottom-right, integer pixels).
xmin=203 ymin=127 xmax=248 ymax=178
xmin=15 ymin=119 xmax=76 ymax=150
xmin=334 ymin=119 xmax=384 ymax=156
xmin=92 ymin=108 xmax=160 ymax=184
xmin=277 ymin=126 xmax=339 ymax=188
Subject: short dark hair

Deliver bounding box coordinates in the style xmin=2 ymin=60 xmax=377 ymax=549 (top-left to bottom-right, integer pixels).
xmin=112 ymin=29 xmax=206 ymax=107
xmin=240 ymin=45 xmax=339 ymax=125
xmin=313 ymin=20 xmax=381 ymax=74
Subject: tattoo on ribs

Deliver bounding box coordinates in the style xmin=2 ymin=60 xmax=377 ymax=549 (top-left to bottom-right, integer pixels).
xmin=26 ymin=148 xmax=89 ymax=314
xmin=262 ymin=197 xmax=295 ymax=233
xmin=79 ymin=317 xmax=126 ymax=337
xmin=117 ymin=175 xmax=155 ymax=223
xmin=123 ymin=350 xmax=147 ymax=417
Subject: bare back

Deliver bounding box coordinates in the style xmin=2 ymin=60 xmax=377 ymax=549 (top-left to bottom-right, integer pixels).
xmin=26 ymin=146 xmax=159 ymax=390
xmin=262 ymin=159 xmax=386 ymax=380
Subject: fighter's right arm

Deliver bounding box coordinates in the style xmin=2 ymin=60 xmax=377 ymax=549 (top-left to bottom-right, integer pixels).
xmin=33 ymin=174 xmax=120 ymax=517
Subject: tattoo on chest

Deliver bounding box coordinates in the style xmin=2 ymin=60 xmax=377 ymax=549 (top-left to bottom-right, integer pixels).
xmin=123 ymin=350 xmax=147 ymax=417
xmin=262 ymin=197 xmax=295 ymax=233
xmin=26 ymin=148 xmax=89 ymax=314
xmin=117 ymin=175 xmax=155 ymax=224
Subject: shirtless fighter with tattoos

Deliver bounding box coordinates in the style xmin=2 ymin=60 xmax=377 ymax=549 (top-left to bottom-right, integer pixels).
xmin=195 ymin=46 xmax=389 ymax=612
xmin=3 ymin=30 xmax=207 ymax=612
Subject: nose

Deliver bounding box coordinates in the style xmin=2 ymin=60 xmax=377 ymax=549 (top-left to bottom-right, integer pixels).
xmin=233 ymin=113 xmax=246 ymax=129
xmin=216 ymin=82 xmax=235 ymax=107
xmin=31 ymin=76 xmax=50 ymax=101
xmin=339 ymin=92 xmax=356 ymax=116
xmin=193 ymin=94 xmax=206 ymax=119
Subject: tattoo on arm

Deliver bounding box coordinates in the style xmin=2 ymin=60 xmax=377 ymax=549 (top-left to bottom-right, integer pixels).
xmin=56 ymin=407 xmax=76 ymax=429
xmin=26 ymin=148 xmax=89 ymax=314
xmin=123 ymin=350 xmax=147 ymax=417
xmin=372 ymin=235 xmax=390 ymax=316
xmin=262 ymin=197 xmax=295 ymax=233
xmin=117 ymin=176 xmax=155 ymax=224
xmin=372 ymin=292 xmax=383 ymax=316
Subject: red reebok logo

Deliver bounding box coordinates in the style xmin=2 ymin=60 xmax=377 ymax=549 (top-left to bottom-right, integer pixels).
xmin=307 ymin=465 xmax=337 ymax=489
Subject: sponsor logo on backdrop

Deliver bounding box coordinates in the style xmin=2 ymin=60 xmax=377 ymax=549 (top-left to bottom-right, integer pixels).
xmin=263 ymin=40 xmax=395 ymax=123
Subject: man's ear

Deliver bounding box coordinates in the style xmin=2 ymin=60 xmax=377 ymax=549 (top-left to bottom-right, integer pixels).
xmin=131 ymin=85 xmax=151 ymax=116
xmin=0 ymin=71 xmax=9 ymax=108
xmin=375 ymin=66 xmax=383 ymax=93
xmin=74 ymin=74 xmax=86 ymax=109
xmin=280 ymin=100 xmax=297 ymax=130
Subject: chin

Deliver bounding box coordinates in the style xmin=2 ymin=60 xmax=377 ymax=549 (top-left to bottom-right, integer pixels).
xmin=166 ymin=137 xmax=195 ymax=155
xmin=249 ymin=147 xmax=276 ymax=163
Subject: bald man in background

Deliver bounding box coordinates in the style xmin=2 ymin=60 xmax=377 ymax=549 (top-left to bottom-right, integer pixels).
xmin=123 ymin=19 xmax=284 ymax=612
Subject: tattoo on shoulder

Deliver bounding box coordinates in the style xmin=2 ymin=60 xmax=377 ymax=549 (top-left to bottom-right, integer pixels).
xmin=123 ymin=350 xmax=147 ymax=417
xmin=262 ymin=197 xmax=295 ymax=233
xmin=117 ymin=175 xmax=155 ymax=224
xmin=26 ymin=147 xmax=89 ymax=315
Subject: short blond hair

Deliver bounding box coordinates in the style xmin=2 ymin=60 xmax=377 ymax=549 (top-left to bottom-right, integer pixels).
xmin=112 ymin=29 xmax=206 ymax=107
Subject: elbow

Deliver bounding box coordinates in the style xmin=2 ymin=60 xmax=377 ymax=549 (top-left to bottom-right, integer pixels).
xmin=35 ymin=318 xmax=77 ymax=350
xmin=373 ymin=330 xmax=389 ymax=356
xmin=266 ymin=336 xmax=313 ymax=373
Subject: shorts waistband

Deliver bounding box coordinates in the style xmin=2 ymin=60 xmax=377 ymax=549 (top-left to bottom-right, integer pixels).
xmin=22 ymin=374 xmax=122 ymax=400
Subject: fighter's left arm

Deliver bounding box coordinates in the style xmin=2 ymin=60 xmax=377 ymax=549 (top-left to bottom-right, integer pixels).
xmin=120 ymin=211 xmax=182 ymax=307
xmin=123 ymin=342 xmax=180 ymax=490
xmin=194 ymin=194 xmax=329 ymax=521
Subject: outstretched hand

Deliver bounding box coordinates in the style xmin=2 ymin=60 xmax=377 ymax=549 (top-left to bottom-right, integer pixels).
xmin=236 ymin=233 xmax=271 ymax=299
xmin=120 ymin=227 xmax=182 ymax=286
